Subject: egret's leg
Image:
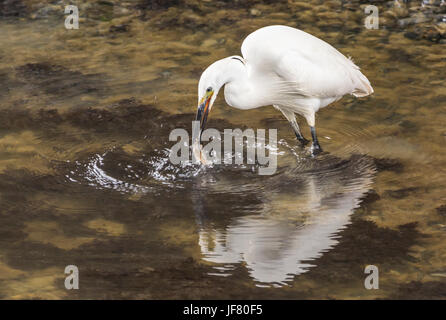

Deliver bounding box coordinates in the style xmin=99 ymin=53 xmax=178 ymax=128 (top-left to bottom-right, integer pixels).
xmin=305 ymin=112 xmax=323 ymax=155
xmin=274 ymin=106 xmax=309 ymax=146
xmin=310 ymin=126 xmax=323 ymax=154
xmin=289 ymin=118 xmax=309 ymax=145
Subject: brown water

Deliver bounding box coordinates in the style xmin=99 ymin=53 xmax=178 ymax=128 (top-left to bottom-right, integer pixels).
xmin=0 ymin=0 xmax=445 ymax=299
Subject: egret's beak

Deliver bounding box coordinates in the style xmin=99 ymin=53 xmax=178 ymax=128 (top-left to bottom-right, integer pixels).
xmin=195 ymin=91 xmax=214 ymax=137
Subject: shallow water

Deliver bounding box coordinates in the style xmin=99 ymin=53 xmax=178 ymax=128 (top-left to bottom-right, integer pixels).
xmin=0 ymin=0 xmax=445 ymax=299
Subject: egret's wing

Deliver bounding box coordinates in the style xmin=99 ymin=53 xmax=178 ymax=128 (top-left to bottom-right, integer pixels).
xmin=241 ymin=26 xmax=373 ymax=99
xmin=273 ymin=49 xmax=361 ymax=99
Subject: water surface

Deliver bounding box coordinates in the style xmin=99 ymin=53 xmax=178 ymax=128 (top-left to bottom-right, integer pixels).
xmin=0 ymin=0 xmax=445 ymax=299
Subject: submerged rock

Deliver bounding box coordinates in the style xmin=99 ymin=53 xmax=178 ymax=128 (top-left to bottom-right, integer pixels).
xmin=15 ymin=63 xmax=105 ymax=98
xmin=384 ymin=187 xmax=420 ymax=199
xmin=0 ymin=0 xmax=27 ymax=17
xmin=109 ymin=24 xmax=130 ymax=33
xmin=373 ymin=158 xmax=404 ymax=173
xmin=437 ymin=205 xmax=446 ymax=217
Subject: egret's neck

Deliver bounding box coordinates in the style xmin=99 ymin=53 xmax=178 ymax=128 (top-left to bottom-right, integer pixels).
xmin=222 ymin=60 xmax=266 ymax=110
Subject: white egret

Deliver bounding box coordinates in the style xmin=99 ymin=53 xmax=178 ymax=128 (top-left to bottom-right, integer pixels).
xmin=196 ymin=25 xmax=373 ymax=155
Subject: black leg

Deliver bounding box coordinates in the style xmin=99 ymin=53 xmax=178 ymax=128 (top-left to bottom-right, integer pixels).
xmin=275 ymin=106 xmax=310 ymax=147
xmin=294 ymin=129 xmax=310 ymax=146
xmin=310 ymin=126 xmax=323 ymax=155
xmin=290 ymin=119 xmax=309 ymax=146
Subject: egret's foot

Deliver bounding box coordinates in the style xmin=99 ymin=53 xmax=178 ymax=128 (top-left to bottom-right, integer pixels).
xmin=296 ymin=134 xmax=310 ymax=146
xmin=310 ymin=142 xmax=323 ymax=156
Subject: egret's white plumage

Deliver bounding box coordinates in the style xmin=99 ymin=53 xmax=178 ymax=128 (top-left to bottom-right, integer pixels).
xmin=196 ymin=25 xmax=373 ymax=153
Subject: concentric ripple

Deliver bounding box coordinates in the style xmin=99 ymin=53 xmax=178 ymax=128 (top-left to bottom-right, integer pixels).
xmin=60 ymin=125 xmax=377 ymax=287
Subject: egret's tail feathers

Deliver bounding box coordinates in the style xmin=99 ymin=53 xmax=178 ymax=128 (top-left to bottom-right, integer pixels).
xmin=352 ymin=72 xmax=374 ymax=97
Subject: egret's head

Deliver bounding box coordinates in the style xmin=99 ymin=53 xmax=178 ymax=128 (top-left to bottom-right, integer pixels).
xmin=196 ymin=56 xmax=244 ymax=133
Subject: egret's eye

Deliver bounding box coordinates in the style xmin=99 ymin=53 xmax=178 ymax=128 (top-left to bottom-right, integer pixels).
xmin=206 ymin=87 xmax=212 ymax=93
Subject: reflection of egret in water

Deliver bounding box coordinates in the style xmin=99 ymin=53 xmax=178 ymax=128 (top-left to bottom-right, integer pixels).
xmin=63 ymin=135 xmax=375 ymax=287
xmin=193 ymin=154 xmax=375 ymax=287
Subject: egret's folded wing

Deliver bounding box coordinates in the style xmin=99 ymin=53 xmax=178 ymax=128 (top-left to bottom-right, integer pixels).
xmin=274 ymin=49 xmax=360 ymax=99
xmin=241 ymin=26 xmax=373 ymax=99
